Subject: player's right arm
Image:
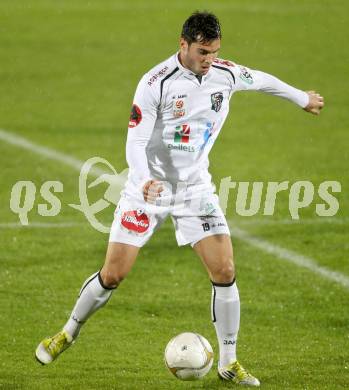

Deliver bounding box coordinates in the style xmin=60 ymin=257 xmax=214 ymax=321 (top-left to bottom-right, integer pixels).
xmin=125 ymin=75 xmax=163 ymax=202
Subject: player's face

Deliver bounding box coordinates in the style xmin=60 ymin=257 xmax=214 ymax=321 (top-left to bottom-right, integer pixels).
xmin=180 ymin=38 xmax=221 ymax=76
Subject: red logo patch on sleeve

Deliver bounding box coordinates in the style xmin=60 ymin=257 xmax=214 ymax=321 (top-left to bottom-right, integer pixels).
xmin=129 ymin=104 xmax=142 ymax=128
xmin=121 ymin=209 xmax=149 ymax=233
xmin=214 ymin=58 xmax=235 ymax=67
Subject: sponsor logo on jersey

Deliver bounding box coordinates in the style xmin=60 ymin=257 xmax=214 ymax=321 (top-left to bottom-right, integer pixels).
xmin=121 ymin=209 xmax=149 ymax=233
xmin=128 ymin=104 xmax=142 ymax=128
xmin=238 ymin=66 xmax=253 ymax=84
xmin=172 ymin=97 xmax=187 ymax=118
xmin=171 ymin=94 xmax=188 ymax=99
xmin=175 ymin=100 xmax=184 ymax=109
xmin=167 ymin=124 xmax=195 ymax=152
xmin=200 ymin=122 xmax=215 ymax=150
xmin=211 ymin=92 xmax=223 ymax=112
xmin=214 ymin=58 xmax=235 ymax=67
xmin=174 ymin=124 xmax=190 ymax=143
xmin=148 ymin=66 xmax=169 ymax=86
xmin=168 ymin=143 xmax=195 ymax=152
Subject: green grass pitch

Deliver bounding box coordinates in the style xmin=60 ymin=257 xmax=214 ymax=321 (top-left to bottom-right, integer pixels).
xmin=0 ymin=1 xmax=348 ymax=389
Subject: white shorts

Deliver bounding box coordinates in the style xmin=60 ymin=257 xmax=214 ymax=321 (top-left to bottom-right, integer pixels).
xmin=109 ymin=194 xmax=230 ymax=247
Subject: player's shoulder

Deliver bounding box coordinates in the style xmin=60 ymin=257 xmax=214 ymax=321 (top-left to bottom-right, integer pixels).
xmin=142 ymin=54 xmax=178 ymax=90
xmin=212 ymin=57 xmax=238 ymax=83
xmin=213 ymin=57 xmax=237 ymax=69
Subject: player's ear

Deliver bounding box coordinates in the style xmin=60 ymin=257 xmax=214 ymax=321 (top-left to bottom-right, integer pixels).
xmin=180 ymin=37 xmax=189 ymax=52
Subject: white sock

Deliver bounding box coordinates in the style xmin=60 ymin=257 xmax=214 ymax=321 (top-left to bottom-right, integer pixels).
xmin=211 ymin=280 xmax=240 ymax=367
xmin=63 ymin=271 xmax=115 ymax=339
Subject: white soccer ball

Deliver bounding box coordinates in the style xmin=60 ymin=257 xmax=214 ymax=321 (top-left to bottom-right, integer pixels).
xmin=164 ymin=332 xmax=214 ymax=381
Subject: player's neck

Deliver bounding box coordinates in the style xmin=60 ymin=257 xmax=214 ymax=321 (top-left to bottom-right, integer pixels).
xmin=177 ymin=52 xmax=203 ymax=82
xmin=178 ymin=52 xmax=195 ymax=75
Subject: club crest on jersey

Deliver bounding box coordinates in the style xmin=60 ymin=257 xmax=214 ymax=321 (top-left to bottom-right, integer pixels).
xmin=129 ymin=104 xmax=142 ymax=128
xmin=172 ymin=97 xmax=186 ymax=118
xmin=211 ymin=92 xmax=223 ymax=112
xmin=121 ymin=209 xmax=149 ymax=233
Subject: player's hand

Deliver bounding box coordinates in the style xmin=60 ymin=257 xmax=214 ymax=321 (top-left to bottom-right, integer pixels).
xmin=303 ymin=91 xmax=324 ymax=115
xmin=142 ymin=180 xmax=164 ymax=203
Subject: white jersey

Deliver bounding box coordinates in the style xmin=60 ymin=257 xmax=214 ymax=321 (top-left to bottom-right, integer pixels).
xmin=123 ymin=52 xmax=308 ymax=200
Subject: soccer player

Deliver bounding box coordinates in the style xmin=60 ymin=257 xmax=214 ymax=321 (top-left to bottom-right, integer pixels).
xmin=35 ymin=12 xmax=324 ymax=386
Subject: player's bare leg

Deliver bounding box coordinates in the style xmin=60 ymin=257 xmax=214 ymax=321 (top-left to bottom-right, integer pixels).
xmin=35 ymin=242 xmax=139 ymax=365
xmin=193 ymin=234 xmax=260 ymax=386
xmin=100 ymin=242 xmax=139 ymax=287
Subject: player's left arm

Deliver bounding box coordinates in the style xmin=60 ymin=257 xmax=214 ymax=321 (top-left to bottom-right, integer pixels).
xmin=233 ymin=65 xmax=325 ymax=115
xmin=303 ymin=90 xmax=324 ymax=115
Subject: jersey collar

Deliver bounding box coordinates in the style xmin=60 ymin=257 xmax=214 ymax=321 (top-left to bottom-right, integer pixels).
xmin=175 ymin=52 xmax=209 ymax=83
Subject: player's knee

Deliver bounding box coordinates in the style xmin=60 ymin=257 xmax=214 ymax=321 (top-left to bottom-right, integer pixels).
xmin=212 ymin=259 xmax=235 ymax=283
xmin=99 ymin=269 xmax=125 ymax=288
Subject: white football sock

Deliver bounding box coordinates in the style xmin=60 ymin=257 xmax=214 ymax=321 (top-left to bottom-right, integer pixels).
xmin=211 ymin=280 xmax=240 ymax=367
xmin=63 ymin=271 xmax=115 ymax=339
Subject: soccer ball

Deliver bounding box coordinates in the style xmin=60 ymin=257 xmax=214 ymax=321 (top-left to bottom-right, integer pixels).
xmin=164 ymin=332 xmax=214 ymax=381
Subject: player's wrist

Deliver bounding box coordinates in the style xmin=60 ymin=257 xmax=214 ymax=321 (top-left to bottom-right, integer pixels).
xmin=300 ymin=90 xmax=310 ymax=108
xmin=140 ymin=177 xmax=153 ymax=189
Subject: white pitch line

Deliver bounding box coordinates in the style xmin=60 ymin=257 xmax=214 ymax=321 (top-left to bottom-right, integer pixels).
xmin=0 ymin=128 xmax=106 ymax=178
xmin=236 ymin=217 xmax=349 ymax=226
xmin=0 ymin=222 xmax=86 ymax=228
xmin=229 ymin=222 xmax=349 ymax=290
xmin=1 ymin=128 xmax=348 ymax=290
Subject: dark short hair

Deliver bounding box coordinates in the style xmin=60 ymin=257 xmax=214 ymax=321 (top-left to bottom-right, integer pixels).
xmin=181 ymin=11 xmax=221 ymax=45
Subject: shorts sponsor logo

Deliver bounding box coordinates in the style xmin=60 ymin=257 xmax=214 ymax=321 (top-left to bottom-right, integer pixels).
xmin=211 ymin=92 xmax=223 ymax=112
xmin=129 ymin=104 xmax=142 ymax=128
xmin=121 ymin=209 xmax=149 ymax=233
